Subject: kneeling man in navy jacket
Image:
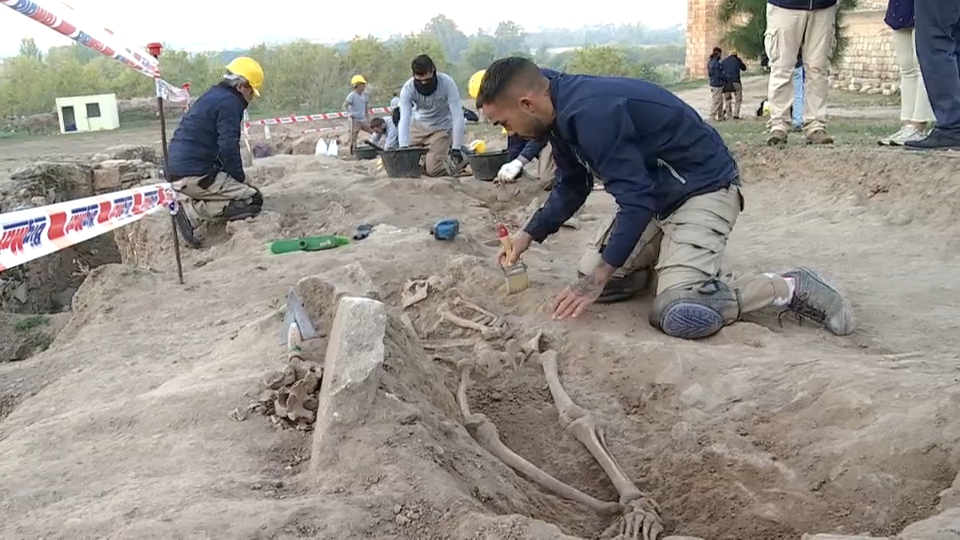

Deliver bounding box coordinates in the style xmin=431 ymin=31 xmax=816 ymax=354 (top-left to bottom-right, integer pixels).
xmin=476 ymin=57 xmax=855 ymax=339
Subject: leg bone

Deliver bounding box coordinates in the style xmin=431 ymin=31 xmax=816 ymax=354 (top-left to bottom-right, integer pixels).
xmin=457 ymin=365 xmax=619 ymax=515
xmin=541 ymin=350 xmax=664 ymax=540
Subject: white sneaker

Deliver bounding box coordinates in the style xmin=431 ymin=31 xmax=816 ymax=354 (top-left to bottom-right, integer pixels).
xmin=890 ymin=125 xmax=923 ymax=146
xmin=879 ymin=126 xmax=908 ymax=146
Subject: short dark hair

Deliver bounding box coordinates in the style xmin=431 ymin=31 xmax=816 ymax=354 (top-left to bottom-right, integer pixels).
xmin=370 ymin=117 xmax=385 ymax=129
xmin=391 ymin=106 xmax=401 ymax=125
xmin=411 ymin=54 xmax=435 ymax=76
xmin=476 ymin=57 xmax=544 ymax=108
xmin=712 ymin=47 xmax=722 ymax=55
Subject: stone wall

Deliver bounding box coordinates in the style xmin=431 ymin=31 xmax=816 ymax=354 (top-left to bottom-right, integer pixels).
xmin=685 ymin=0 xmax=727 ymax=79
xmin=833 ymin=9 xmax=899 ymax=93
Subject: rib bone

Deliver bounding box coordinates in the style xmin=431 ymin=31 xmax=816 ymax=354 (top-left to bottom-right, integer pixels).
xmin=541 ymin=350 xmax=664 ymax=540
xmin=456 ymin=364 xmax=619 ymax=515
xmin=438 ymin=302 xmax=502 ymax=339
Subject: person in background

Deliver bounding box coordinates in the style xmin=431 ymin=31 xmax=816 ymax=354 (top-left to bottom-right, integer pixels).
xmin=721 ymin=51 xmax=747 ymax=119
xmin=880 ymin=0 xmax=934 ymax=146
xmin=707 ymin=47 xmax=726 ymax=121
xmin=397 ymin=54 xmax=467 ymax=176
xmin=791 ymin=54 xmax=804 ymax=131
xmin=369 ymin=108 xmax=400 ymax=151
xmin=167 ymin=57 xmax=265 ymax=249
xmin=344 ymin=75 xmax=372 ymax=156
xmin=764 ymin=0 xmax=837 ymax=146
xmin=469 ymin=69 xmax=556 ymax=188
xmin=390 ymin=92 xmax=400 ymax=109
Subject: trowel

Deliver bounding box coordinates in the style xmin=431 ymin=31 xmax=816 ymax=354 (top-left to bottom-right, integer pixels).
xmin=279 ymin=289 xmax=318 ymax=345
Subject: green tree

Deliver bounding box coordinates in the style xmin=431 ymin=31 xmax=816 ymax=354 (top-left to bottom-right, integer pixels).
xmin=493 ymin=21 xmax=527 ymax=56
xmin=422 ymin=15 xmax=469 ymax=62
xmin=463 ymin=39 xmax=497 ymax=71
xmin=18 ymin=38 xmax=42 ymax=61
xmin=719 ymin=0 xmax=859 ymax=62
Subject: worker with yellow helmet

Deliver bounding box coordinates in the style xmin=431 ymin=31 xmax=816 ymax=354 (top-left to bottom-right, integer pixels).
xmin=344 ymin=74 xmax=373 ymax=155
xmin=470 ymin=69 xmax=556 ymax=188
xmin=167 ymin=56 xmax=265 ymax=248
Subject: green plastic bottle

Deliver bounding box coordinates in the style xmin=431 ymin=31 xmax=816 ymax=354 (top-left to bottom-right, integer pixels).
xmin=269 ymin=235 xmax=351 ymax=255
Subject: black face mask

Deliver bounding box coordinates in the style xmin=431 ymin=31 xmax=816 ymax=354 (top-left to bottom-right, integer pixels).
xmin=414 ymin=75 xmax=438 ymax=96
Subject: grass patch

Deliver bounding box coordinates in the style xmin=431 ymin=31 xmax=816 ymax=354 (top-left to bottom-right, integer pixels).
xmin=664 ymin=78 xmax=707 ymax=92
xmin=15 ymin=315 xmax=49 ymax=333
xmin=712 ymin=116 xmax=900 ymax=146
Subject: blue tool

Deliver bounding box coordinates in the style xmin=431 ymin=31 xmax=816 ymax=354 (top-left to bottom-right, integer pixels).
xmin=431 ymin=219 xmax=460 ymax=240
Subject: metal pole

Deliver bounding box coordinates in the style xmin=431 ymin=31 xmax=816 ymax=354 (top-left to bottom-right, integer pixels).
xmin=155 ymin=90 xmax=184 ymax=285
xmin=146 ymin=43 xmax=184 ymax=285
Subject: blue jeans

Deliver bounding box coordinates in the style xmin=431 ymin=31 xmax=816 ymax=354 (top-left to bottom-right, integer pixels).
xmin=915 ymin=0 xmax=960 ymax=132
xmin=792 ymin=67 xmax=804 ymax=129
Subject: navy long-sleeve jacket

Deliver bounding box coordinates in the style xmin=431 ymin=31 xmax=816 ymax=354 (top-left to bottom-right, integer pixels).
xmin=524 ymin=71 xmax=739 ymax=269
xmin=721 ymin=55 xmax=747 ymax=83
xmin=167 ymin=83 xmax=248 ymax=182
xmin=507 ymin=135 xmax=546 ymax=162
xmin=707 ymin=57 xmax=724 ymax=87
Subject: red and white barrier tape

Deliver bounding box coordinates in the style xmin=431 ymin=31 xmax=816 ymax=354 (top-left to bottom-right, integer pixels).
xmin=0 ymin=183 xmax=177 ymax=272
xmin=1 ymin=0 xmax=189 ymax=103
xmin=244 ymin=107 xmax=393 ymax=128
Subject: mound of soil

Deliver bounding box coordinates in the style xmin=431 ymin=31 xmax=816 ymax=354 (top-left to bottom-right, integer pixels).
xmin=2 ymin=144 xmax=960 ymax=540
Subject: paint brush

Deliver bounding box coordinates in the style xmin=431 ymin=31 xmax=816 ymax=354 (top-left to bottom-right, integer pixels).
xmin=496 ymin=223 xmax=529 ymax=294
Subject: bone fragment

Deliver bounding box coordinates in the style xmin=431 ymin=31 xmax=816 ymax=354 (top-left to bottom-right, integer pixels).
xmin=438 ymin=302 xmax=502 ymax=339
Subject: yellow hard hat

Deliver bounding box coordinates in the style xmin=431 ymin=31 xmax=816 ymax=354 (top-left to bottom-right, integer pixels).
xmin=351 ymin=74 xmax=367 ymax=86
xmin=225 ymin=57 xmax=264 ymax=97
xmin=468 ymin=69 xmax=485 ymax=100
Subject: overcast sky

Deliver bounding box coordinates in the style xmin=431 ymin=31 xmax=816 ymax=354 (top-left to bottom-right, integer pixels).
xmin=1 ymin=0 xmax=686 ymax=57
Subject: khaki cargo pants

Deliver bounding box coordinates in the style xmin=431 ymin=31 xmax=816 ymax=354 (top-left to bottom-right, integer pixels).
xmin=173 ymin=172 xmax=261 ymax=226
xmin=537 ymin=143 xmax=557 ymax=189
xmin=348 ymin=118 xmax=371 ymax=155
xmin=723 ymin=82 xmax=744 ymax=119
xmin=578 ymin=185 xmax=791 ymax=325
xmin=409 ymin=124 xmax=451 ymax=177
xmin=764 ymin=2 xmax=837 ymax=134
xmin=710 ymin=87 xmax=725 ymax=120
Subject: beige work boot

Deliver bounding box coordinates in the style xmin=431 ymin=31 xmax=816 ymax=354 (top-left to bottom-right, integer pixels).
xmin=766 ymin=129 xmax=788 ymax=147
xmin=806 ymin=129 xmax=834 ymax=145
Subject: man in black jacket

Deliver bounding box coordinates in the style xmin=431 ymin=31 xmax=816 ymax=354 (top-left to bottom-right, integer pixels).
xmin=167 ymin=57 xmax=265 ymax=248
xmin=764 ymin=0 xmax=837 ymax=146
xmin=721 ymin=51 xmax=747 ymax=119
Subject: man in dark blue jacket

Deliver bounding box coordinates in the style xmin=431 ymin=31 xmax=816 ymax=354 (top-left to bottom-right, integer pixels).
xmin=765 ymin=0 xmax=837 ymax=146
xmin=476 ymin=57 xmax=855 ymax=339
xmin=721 ymin=51 xmax=747 ymax=119
xmin=167 ymin=57 xmax=265 ymax=248
xmin=500 ymin=135 xmax=556 ymax=188
xmin=707 ymin=47 xmax=725 ymax=121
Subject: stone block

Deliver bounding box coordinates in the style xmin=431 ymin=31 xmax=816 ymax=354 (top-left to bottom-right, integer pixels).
xmin=92 ymin=167 xmax=122 ymax=192
xmin=900 ymin=507 xmax=960 ymax=538
xmin=310 ymin=296 xmax=387 ymax=477
xmin=295 ymin=262 xmax=381 ymax=334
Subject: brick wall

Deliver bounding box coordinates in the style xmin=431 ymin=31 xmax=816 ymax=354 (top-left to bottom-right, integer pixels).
xmin=685 ymin=0 xmax=727 ymax=79
xmin=833 ymin=9 xmax=900 ymax=93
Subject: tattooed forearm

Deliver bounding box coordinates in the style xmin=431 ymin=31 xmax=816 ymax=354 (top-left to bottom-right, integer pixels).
xmin=570 ymin=271 xmax=606 ymax=296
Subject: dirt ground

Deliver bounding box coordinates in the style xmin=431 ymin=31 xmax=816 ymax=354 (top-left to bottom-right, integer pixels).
xmin=1 ymin=85 xmax=960 ymax=540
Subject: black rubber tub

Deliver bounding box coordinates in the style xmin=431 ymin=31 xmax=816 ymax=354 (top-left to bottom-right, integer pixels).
xmin=466 ymin=150 xmax=511 ymax=182
xmin=380 ymin=147 xmax=427 ymax=178
xmin=355 ymin=145 xmax=378 ymax=160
